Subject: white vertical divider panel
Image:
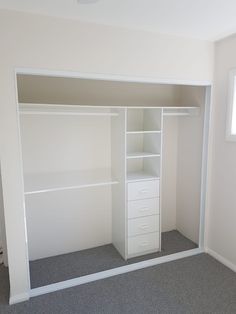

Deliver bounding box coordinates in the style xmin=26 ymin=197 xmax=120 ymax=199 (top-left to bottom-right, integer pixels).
xmin=176 ymin=94 xmax=205 ymax=244
xmin=159 ymin=109 xmax=164 ymax=251
xmin=111 ymin=109 xmax=126 ymax=259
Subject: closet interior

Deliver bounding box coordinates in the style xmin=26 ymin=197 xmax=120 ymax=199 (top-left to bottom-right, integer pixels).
xmin=17 ymin=74 xmax=206 ymax=288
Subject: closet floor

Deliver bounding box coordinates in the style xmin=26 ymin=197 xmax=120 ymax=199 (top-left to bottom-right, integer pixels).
xmin=30 ymin=230 xmax=197 ymax=288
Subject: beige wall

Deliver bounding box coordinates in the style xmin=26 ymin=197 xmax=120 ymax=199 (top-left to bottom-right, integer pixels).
xmin=0 ymin=9 xmax=214 ymax=303
xmin=207 ymin=35 xmax=236 ymax=269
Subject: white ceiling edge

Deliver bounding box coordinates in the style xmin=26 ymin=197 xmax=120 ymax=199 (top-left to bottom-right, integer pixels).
xmin=0 ymin=6 xmax=235 ymax=42
xmin=213 ymin=29 xmax=236 ymax=42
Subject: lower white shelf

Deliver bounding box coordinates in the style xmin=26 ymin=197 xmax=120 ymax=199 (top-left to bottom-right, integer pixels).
xmin=126 ymin=152 xmax=160 ymax=159
xmin=24 ymin=169 xmax=118 ymax=195
xmin=127 ymin=171 xmax=159 ymax=182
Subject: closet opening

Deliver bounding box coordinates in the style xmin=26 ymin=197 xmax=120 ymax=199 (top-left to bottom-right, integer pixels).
xmin=16 ymin=72 xmax=208 ymax=290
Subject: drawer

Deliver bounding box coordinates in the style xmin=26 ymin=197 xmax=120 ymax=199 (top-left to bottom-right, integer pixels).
xmin=128 ymin=215 xmax=159 ymax=237
xmin=127 ymin=180 xmax=159 ymax=201
xmin=128 ymin=232 xmax=159 ymax=256
xmin=128 ymin=198 xmax=159 ymax=219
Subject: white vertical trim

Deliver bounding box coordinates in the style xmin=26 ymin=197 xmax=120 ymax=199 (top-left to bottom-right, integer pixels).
xmin=14 ymin=69 xmax=31 ymax=295
xmin=226 ymin=69 xmax=236 ymax=141
xmin=199 ymin=86 xmax=212 ymax=249
xmin=159 ymin=109 xmax=164 ymax=251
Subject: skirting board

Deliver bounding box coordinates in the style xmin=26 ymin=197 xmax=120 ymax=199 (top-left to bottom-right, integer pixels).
xmin=30 ymin=247 xmax=203 ymax=299
xmin=206 ymin=247 xmax=236 ymax=273
xmin=9 ymin=292 xmax=29 ymax=305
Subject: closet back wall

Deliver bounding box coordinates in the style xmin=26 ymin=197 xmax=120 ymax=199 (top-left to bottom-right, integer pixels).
xmin=0 ymin=8 xmax=213 ymax=303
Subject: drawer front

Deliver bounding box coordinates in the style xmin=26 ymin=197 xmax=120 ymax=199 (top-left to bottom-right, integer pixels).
xmin=128 ymin=232 xmax=159 ymax=256
xmin=128 ymin=198 xmax=159 ymax=219
xmin=128 ymin=215 xmax=159 ymax=237
xmin=127 ymin=180 xmax=159 ymax=201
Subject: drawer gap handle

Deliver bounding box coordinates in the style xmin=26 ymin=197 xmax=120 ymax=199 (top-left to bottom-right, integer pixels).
xmin=140 ymin=241 xmax=149 ymax=247
xmin=139 ymin=189 xmax=148 ymax=194
xmin=139 ymin=224 xmax=149 ymax=230
xmin=140 ymin=207 xmax=149 ymax=212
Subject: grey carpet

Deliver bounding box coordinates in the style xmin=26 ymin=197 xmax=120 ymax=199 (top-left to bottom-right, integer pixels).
xmin=0 ymin=254 xmax=236 ymax=313
xmin=30 ymin=230 xmax=197 ymax=288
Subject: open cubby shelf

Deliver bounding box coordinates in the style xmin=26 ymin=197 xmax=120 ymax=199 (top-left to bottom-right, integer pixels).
xmin=126 ymin=152 xmax=161 ymax=159
xmin=127 ymin=171 xmax=160 ymax=182
xmin=126 ymin=130 xmax=162 ymax=134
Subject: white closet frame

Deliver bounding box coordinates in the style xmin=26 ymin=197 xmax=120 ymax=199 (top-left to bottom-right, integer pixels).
xmin=12 ymin=67 xmax=212 ymax=302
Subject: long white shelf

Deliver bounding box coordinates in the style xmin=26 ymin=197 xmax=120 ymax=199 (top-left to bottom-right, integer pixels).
xmin=24 ymin=169 xmax=118 ymax=195
xmin=127 ymin=171 xmax=159 ymax=182
xmin=19 ymin=103 xmax=199 ymax=116
xmin=19 ymin=104 xmax=119 ymax=117
xmin=126 ymin=152 xmax=161 ymax=159
xmin=163 ymin=107 xmax=200 ymax=116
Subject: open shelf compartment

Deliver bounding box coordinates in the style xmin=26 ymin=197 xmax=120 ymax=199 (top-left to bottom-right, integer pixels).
xmin=127 ymin=157 xmax=160 ymax=182
xmin=126 ymin=133 xmax=161 ymax=159
xmin=127 ymin=108 xmax=162 ymax=132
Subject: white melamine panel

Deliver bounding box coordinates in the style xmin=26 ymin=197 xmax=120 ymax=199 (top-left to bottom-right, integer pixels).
xmin=26 ymin=187 xmax=112 ymax=260
xmin=128 ymin=198 xmax=159 ymax=219
xmin=128 ymin=215 xmax=159 ymax=237
xmin=176 ymin=112 xmax=204 ymax=244
xmin=128 ymin=180 xmax=159 ymax=201
xmin=111 ymin=109 xmax=126 ymax=259
xmin=128 ymin=232 xmax=159 ymax=256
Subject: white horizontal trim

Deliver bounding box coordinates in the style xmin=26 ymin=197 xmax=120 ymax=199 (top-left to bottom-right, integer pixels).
xmin=15 ymin=68 xmax=212 ymax=87
xmin=9 ymin=292 xmax=29 ymax=305
xmin=205 ymin=247 xmax=236 ymax=272
xmin=30 ymin=248 xmax=203 ymax=299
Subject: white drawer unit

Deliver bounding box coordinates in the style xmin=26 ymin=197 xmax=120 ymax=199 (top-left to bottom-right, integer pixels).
xmin=128 ymin=232 xmax=159 ymax=257
xmin=128 ymin=215 xmax=159 ymax=237
xmin=127 ymin=179 xmax=159 ymax=201
xmin=128 ymin=198 xmax=159 ymax=219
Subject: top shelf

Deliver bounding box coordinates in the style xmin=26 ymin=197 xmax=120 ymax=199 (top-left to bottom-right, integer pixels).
xmin=163 ymin=107 xmax=200 ymax=116
xmin=19 ymin=104 xmax=199 ymax=117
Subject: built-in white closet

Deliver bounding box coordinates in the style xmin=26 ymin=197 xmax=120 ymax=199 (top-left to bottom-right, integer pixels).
xmin=17 ymin=74 xmax=207 ymax=287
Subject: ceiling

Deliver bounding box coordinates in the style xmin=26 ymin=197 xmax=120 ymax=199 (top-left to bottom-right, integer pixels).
xmin=0 ymin=0 xmax=236 ymax=41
